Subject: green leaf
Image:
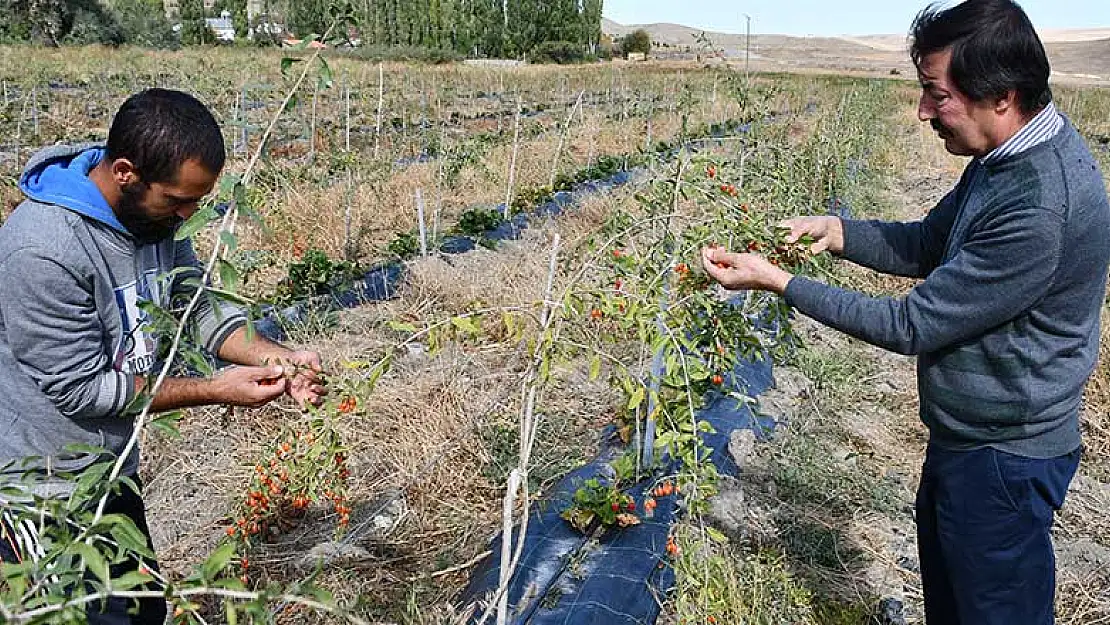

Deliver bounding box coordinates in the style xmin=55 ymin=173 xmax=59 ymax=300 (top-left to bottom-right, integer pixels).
xmin=280 ymin=56 xmax=302 ymax=76
xmin=182 ymin=348 xmax=214 ymax=377
xmin=588 ymin=354 xmax=601 ymax=381
xmin=71 ymin=461 xmax=112 ymax=502
xmin=113 ymin=570 xmax=153 ymax=590
xmin=205 ymin=287 xmax=254 ymax=307
xmin=175 ymin=205 xmax=219 ymax=241
xmin=217 ymin=260 xmax=240 ymax=292
xmin=72 ymin=542 xmax=110 ymax=585
xmin=283 ymin=93 xmax=299 ymax=113
xmin=627 ymin=386 xmax=645 ymax=411
xmin=450 ymin=315 xmax=481 ymax=335
xmin=387 ymin=321 xmax=418 ymax=333
xmin=705 ymin=527 xmax=728 ymax=544
xmin=219 ymin=174 xmax=242 ymax=196
xmin=61 ymin=443 xmax=111 ymax=457
xmin=150 ymin=412 xmax=184 ymax=439
xmin=317 ymin=57 xmax=334 ymax=90
xmin=220 ymin=230 xmax=239 ymax=253
xmin=200 ymin=541 xmax=236 ymax=582
xmin=101 ymin=512 xmax=156 ymax=557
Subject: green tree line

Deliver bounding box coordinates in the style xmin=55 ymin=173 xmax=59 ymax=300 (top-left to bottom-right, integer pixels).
xmin=0 ymin=0 xmax=605 ymax=59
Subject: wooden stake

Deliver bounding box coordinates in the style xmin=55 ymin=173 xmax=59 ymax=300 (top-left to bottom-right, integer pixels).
xmin=374 ymin=62 xmax=384 ymax=159
xmin=344 ymin=74 xmax=351 ymax=152
xmin=416 ymin=188 xmax=428 ymax=257
xmin=549 ymin=90 xmax=584 ymax=189
xmin=503 ymin=96 xmax=522 ymax=218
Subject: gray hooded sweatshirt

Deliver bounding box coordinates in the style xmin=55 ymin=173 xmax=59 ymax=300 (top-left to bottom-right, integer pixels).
xmin=0 ymin=144 xmax=246 ymax=491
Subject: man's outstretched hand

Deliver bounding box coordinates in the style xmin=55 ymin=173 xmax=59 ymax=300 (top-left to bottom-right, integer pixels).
xmin=701 ymin=246 xmax=793 ymax=294
xmin=212 ymin=365 xmax=289 ymax=408
xmin=779 ymin=216 xmax=844 ymax=255
xmin=279 ymin=350 xmax=328 ymax=407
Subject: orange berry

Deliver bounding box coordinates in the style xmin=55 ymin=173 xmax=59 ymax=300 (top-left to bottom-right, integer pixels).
xmin=226 ymin=526 xmax=237 ymax=536
xmin=241 ymin=557 xmax=249 ymax=569
xmin=711 ymin=374 xmax=723 ymax=385
xmin=590 ymin=309 xmax=603 ymax=320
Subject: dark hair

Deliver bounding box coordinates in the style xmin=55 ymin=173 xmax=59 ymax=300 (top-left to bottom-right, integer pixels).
xmin=910 ymin=0 xmax=1051 ymax=115
xmin=106 ymin=89 xmax=225 ymax=184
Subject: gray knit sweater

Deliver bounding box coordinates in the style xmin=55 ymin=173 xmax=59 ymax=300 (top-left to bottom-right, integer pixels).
xmin=0 ymin=145 xmax=247 ymax=488
xmin=785 ymin=118 xmax=1110 ymax=458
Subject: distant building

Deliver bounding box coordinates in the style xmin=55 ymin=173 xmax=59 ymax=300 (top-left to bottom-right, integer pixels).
xmin=205 ymin=10 xmax=235 ymax=42
xmin=163 ymin=0 xmax=283 ymax=41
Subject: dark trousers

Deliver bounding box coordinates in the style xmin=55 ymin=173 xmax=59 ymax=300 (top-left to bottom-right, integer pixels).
xmin=916 ymin=444 xmax=1080 ymax=625
xmin=0 ymin=479 xmax=168 ymax=625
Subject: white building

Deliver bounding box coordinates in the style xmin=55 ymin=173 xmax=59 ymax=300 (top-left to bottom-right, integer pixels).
xmin=204 ymin=10 xmax=235 ymax=42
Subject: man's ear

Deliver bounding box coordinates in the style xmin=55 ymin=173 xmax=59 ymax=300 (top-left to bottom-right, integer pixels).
xmin=109 ymin=158 xmax=141 ymax=186
xmin=994 ymin=89 xmax=1019 ymax=115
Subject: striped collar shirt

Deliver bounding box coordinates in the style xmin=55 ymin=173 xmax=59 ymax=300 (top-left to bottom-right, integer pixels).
xmin=980 ymin=101 xmax=1064 ymax=164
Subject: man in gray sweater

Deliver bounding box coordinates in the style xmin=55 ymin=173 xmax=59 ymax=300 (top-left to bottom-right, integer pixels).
xmin=0 ymin=89 xmax=326 ymax=624
xmin=703 ymin=1 xmax=1110 ymax=623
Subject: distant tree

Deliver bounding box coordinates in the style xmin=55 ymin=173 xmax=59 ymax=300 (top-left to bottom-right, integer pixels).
xmin=113 ymin=0 xmax=178 ymax=47
xmin=179 ymin=0 xmax=213 ymax=44
xmin=63 ymin=0 xmax=125 ymax=45
xmin=581 ymin=0 xmax=602 ymax=53
xmin=623 ymin=28 xmax=651 ymax=56
xmin=1 ymin=0 xmax=121 ymax=46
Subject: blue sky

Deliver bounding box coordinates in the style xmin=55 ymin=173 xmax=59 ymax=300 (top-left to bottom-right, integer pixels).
xmin=603 ymin=1 xmax=1110 ymax=37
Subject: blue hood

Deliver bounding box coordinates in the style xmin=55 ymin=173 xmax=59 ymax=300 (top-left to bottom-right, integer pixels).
xmin=18 ymin=145 xmax=130 ymax=235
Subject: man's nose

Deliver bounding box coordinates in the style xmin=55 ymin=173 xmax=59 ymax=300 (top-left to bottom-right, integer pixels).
xmin=175 ymin=204 xmax=199 ymax=220
xmin=918 ymin=95 xmax=933 ymax=122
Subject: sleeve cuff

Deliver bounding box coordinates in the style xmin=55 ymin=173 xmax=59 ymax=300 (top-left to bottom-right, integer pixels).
xmin=206 ymin=315 xmax=249 ymax=356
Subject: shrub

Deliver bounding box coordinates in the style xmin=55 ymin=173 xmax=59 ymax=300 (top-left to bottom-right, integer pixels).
xmin=530 ymin=40 xmax=587 ymax=65
xmin=622 ymin=29 xmax=651 ymax=56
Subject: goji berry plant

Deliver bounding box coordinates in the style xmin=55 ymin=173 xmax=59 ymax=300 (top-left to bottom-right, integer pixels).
xmin=225 ymin=406 xmax=352 ymax=583
xmin=555 ymin=148 xmax=823 ymax=532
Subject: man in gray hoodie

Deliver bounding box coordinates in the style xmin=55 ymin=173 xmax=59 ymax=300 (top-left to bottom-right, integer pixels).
xmin=702 ymin=1 xmax=1110 ymax=624
xmin=0 ymin=89 xmax=326 ymax=624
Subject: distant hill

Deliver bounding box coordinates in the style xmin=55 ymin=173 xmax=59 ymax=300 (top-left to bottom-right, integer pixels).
xmin=601 ymin=18 xmax=1110 ymax=84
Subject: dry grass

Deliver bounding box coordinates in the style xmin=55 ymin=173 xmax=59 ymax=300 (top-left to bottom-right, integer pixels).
xmin=141 ymin=215 xmax=631 ymax=621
